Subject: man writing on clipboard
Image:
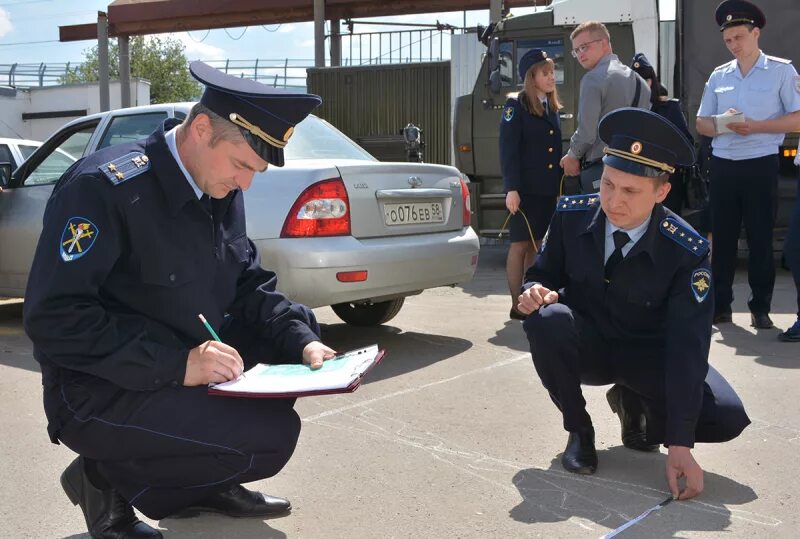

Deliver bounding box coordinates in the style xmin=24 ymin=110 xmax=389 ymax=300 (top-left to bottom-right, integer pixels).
xmin=24 ymin=62 xmax=336 ymax=538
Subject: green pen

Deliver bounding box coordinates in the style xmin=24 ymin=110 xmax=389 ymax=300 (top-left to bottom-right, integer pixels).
xmin=198 ymin=313 xmax=245 ymax=378
xmin=197 ymin=313 xmax=222 ymax=341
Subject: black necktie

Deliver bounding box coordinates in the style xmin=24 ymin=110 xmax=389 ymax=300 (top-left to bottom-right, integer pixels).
xmin=605 ymin=230 xmax=631 ymax=279
xmin=200 ymin=193 xmax=213 ymax=216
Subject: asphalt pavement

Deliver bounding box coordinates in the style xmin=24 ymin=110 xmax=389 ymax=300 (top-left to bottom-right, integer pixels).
xmin=1 ymin=245 xmax=798 ymax=538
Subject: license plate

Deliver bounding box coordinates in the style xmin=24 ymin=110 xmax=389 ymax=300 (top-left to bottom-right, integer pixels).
xmin=383 ymin=202 xmax=444 ymax=226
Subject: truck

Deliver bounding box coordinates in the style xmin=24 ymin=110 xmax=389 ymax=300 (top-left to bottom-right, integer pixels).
xmin=454 ymin=0 xmax=799 ymax=244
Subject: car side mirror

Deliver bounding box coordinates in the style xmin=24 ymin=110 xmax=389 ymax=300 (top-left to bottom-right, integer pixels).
xmin=0 ymin=162 xmax=11 ymax=188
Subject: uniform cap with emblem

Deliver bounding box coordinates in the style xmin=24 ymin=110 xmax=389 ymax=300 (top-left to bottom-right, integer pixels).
xmin=715 ymin=0 xmax=765 ymax=31
xmin=630 ymin=52 xmax=656 ymax=80
xmin=190 ymin=61 xmax=322 ymax=167
xmin=518 ymin=48 xmax=549 ymax=81
xmin=599 ymin=107 xmax=695 ymax=178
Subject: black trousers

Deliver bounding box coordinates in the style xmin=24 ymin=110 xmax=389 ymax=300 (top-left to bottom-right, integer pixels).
xmin=522 ymin=303 xmax=750 ymax=444
xmin=710 ymin=154 xmax=778 ymax=315
xmin=783 ymin=175 xmax=800 ymax=317
xmin=44 ymin=310 xmax=319 ymax=520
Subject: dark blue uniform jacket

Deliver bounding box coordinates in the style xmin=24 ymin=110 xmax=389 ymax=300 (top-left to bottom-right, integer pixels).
xmin=652 ymin=98 xmax=694 ymax=146
xmin=524 ymin=196 xmax=713 ymax=446
xmin=24 ymin=119 xmax=319 ymax=393
xmin=499 ymin=94 xmax=562 ymax=196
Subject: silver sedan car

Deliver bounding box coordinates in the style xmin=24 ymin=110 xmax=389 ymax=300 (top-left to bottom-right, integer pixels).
xmin=0 ymin=104 xmax=480 ymax=325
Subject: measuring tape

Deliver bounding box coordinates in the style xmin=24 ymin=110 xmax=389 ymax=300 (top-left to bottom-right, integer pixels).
xmin=599 ymin=495 xmax=675 ymax=538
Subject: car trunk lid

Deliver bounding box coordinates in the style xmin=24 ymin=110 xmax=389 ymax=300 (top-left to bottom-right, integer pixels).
xmin=337 ymin=162 xmax=466 ymax=239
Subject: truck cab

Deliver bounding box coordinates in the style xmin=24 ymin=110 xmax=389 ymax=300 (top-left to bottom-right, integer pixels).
xmin=454 ymin=1 xmax=658 ymax=236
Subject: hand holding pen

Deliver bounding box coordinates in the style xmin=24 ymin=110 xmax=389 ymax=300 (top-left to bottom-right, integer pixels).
xmin=182 ymin=314 xmax=245 ymax=386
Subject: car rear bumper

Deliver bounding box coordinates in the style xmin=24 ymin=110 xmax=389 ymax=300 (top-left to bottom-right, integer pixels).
xmin=254 ymin=227 xmax=480 ymax=307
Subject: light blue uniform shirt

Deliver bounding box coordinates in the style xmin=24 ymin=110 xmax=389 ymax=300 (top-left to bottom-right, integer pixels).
xmin=697 ymin=52 xmax=800 ymax=160
xmin=165 ymin=126 xmax=203 ymax=200
xmin=604 ymin=215 xmax=651 ymax=264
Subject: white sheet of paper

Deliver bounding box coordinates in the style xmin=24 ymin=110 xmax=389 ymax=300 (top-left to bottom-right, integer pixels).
xmin=210 ymin=344 xmax=380 ymax=394
xmin=715 ymin=111 xmax=745 ymax=134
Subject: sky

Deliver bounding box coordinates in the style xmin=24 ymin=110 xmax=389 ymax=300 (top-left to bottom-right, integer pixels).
xmin=0 ymin=0 xmax=676 ymax=69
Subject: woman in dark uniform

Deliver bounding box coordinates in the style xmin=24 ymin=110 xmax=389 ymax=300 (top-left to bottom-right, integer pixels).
xmin=630 ymin=53 xmax=695 ymax=214
xmin=499 ymin=48 xmax=563 ymax=320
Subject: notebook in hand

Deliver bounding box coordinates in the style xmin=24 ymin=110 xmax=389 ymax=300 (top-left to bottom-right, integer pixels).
xmin=208 ymin=344 xmax=384 ymax=398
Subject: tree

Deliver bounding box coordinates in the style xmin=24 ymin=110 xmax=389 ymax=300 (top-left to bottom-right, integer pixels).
xmin=63 ymin=35 xmax=201 ymax=104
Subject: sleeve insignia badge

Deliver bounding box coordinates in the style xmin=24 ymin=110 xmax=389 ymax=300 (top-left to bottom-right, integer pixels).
xmin=691 ymin=268 xmax=711 ymax=303
xmin=99 ymin=152 xmax=151 ymax=185
xmin=503 ymin=105 xmax=515 ymax=122
xmin=60 ymin=217 xmax=99 ymax=262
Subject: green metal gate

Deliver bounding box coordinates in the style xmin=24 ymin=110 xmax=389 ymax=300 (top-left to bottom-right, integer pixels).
xmin=307 ymin=61 xmax=451 ymax=165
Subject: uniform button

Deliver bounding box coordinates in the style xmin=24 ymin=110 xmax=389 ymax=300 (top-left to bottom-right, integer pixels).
xmin=154 ymin=378 xmax=162 ymax=386
xmin=170 ymin=380 xmax=179 ymax=388
xmin=548 ymin=164 xmax=553 ymax=169
xmin=168 ymin=273 xmax=176 ymax=282
xmin=548 ymin=147 xmax=554 ymax=153
xmin=549 ymin=130 xmax=554 ymax=135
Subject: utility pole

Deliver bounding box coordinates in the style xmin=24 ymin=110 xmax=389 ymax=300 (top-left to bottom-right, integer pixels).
xmin=314 ymin=0 xmax=325 ymax=67
xmin=97 ymin=11 xmax=110 ymax=112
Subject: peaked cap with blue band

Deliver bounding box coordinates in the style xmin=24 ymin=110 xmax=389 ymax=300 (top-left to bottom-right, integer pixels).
xmin=630 ymin=52 xmax=656 ymax=80
xmin=518 ymin=48 xmax=549 ymax=81
xmin=599 ymin=108 xmax=695 ymax=178
xmin=190 ymin=61 xmax=322 ymax=167
xmin=715 ymin=0 xmax=765 ymax=30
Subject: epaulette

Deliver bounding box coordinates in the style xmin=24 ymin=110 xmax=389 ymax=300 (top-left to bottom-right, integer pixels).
xmin=659 ymin=216 xmax=709 ymax=256
xmin=99 ymin=152 xmax=151 ymax=186
xmin=712 ymin=59 xmax=735 ymax=72
xmin=556 ymin=194 xmax=599 ymax=211
xmin=766 ymin=55 xmax=792 ymax=65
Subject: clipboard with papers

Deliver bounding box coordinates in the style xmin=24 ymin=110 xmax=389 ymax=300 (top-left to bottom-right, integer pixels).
xmin=208 ymin=344 xmax=385 ymax=398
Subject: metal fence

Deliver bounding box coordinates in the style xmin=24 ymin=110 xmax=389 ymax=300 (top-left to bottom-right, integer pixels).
xmin=0 ymin=27 xmax=466 ymax=89
xmin=339 ymin=28 xmax=459 ymax=65
xmin=0 ymin=62 xmax=78 ymax=88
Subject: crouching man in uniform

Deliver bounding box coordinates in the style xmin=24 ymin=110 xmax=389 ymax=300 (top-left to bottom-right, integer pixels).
xmin=23 ymin=62 xmax=336 ymax=538
xmin=518 ymin=108 xmax=750 ymax=500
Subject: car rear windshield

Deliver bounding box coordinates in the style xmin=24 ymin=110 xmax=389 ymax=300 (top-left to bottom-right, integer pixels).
xmin=285 ymin=116 xmax=375 ymax=162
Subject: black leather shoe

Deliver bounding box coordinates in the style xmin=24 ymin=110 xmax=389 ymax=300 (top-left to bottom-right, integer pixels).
xmin=509 ymin=308 xmax=527 ymax=320
xmin=61 ymin=457 xmax=162 ymax=539
xmin=176 ymin=484 xmax=291 ymax=518
xmin=561 ymin=428 xmax=598 ymax=475
xmin=713 ymin=311 xmax=732 ymax=324
xmin=751 ymin=312 xmax=774 ymax=329
xmin=606 ymin=385 xmax=659 ymax=452
xmin=778 ymin=320 xmax=800 ymax=342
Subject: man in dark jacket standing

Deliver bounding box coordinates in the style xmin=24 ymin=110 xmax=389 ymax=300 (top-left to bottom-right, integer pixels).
xmin=518 ymin=108 xmax=750 ymax=500
xmin=24 ymin=62 xmax=336 ymax=538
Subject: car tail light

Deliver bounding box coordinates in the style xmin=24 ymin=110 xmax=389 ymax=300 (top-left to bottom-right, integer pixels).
xmin=281 ymin=177 xmax=351 ymax=237
xmin=459 ymin=177 xmax=471 ymax=227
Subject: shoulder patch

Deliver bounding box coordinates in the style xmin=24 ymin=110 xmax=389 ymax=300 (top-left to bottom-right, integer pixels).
xmin=503 ymin=104 xmax=516 ymax=122
xmin=690 ymin=268 xmax=711 ymax=303
xmin=766 ymin=55 xmax=792 ymax=65
xmin=99 ymin=152 xmax=151 ymax=186
xmin=60 ymin=216 xmax=99 ymax=262
xmin=556 ymin=194 xmax=599 ymax=212
xmin=659 ymin=216 xmax=709 ymax=256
